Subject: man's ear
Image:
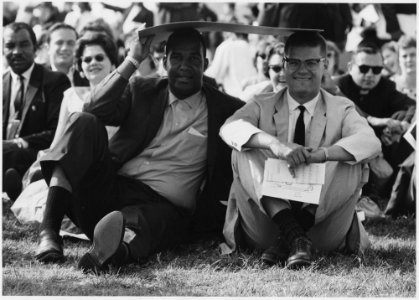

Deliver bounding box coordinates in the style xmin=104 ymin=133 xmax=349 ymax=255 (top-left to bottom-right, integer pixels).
xmin=163 ymin=56 xmax=167 ymax=70
xmin=203 ymin=58 xmax=209 ymax=71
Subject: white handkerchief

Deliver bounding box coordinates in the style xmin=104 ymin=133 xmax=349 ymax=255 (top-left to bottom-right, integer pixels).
xmin=188 ymin=127 xmax=206 ymax=137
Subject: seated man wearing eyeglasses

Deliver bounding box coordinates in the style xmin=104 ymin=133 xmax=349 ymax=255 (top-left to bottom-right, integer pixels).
xmin=220 ymin=32 xmax=381 ymax=269
xmin=334 ymin=42 xmax=416 ymax=201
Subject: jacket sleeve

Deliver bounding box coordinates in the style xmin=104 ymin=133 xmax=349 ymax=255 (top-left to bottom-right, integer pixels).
xmin=83 ymin=67 xmax=133 ymax=126
xmin=22 ymin=72 xmax=70 ymax=150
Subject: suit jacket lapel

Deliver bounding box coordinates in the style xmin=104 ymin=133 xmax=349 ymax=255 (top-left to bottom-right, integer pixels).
xmin=307 ymin=92 xmax=327 ymax=148
xmin=3 ymin=72 xmax=12 ymax=137
xmin=20 ymin=64 xmax=42 ymax=124
xmin=204 ymin=85 xmax=222 ymax=180
xmin=273 ymin=90 xmax=289 ymax=142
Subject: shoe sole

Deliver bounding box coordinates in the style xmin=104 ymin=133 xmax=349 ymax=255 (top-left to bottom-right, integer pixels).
xmin=35 ymin=250 xmax=64 ymax=263
xmin=286 ymin=257 xmax=312 ymax=269
xmin=78 ymin=211 xmax=125 ymax=273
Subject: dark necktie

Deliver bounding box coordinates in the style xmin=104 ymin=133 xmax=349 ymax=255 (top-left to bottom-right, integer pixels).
xmin=14 ymin=75 xmax=25 ymax=120
xmin=291 ymin=105 xmax=306 ymax=212
xmin=293 ymin=105 xmax=306 ymax=146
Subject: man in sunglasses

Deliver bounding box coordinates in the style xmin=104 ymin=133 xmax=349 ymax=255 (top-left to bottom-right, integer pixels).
xmin=335 ymin=42 xmax=415 ymax=201
xmin=34 ymin=26 xmax=244 ymax=272
xmin=220 ymin=31 xmax=381 ymax=269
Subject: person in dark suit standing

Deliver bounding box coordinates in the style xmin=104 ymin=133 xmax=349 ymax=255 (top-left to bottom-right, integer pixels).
xmin=35 ymin=26 xmax=244 ymax=273
xmin=2 ymin=22 xmax=71 ymax=201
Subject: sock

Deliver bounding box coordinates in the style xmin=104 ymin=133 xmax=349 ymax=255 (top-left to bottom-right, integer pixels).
xmin=295 ymin=209 xmax=315 ymax=232
xmin=40 ymin=186 xmax=72 ymax=233
xmin=272 ymin=209 xmax=306 ymax=246
xmin=111 ymin=242 xmax=130 ymax=266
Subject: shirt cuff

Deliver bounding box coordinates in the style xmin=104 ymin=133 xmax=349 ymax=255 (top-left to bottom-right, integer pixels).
xmin=220 ymin=119 xmax=262 ymax=151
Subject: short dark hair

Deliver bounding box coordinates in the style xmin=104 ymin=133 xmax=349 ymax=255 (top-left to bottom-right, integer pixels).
xmin=356 ymin=41 xmax=381 ymax=54
xmin=398 ymin=35 xmax=416 ymax=50
xmin=4 ymin=22 xmax=37 ymax=50
xmin=75 ymin=32 xmax=118 ymax=72
xmin=47 ymin=22 xmax=78 ymax=44
xmin=284 ymin=31 xmax=327 ymax=57
xmin=165 ymin=28 xmax=206 ymax=57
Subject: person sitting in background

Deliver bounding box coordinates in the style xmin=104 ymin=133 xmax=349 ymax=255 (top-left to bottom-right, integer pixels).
xmin=44 ymin=22 xmax=88 ymax=87
xmin=205 ymin=31 xmax=257 ymax=97
xmin=381 ymin=41 xmax=400 ymax=78
xmin=240 ymin=42 xmax=286 ymax=102
xmin=325 ymin=40 xmax=345 ymax=77
xmin=241 ymin=38 xmax=271 ymax=90
xmin=391 ymin=35 xmax=416 ymax=100
xmin=220 ymin=31 xmax=381 ymax=269
xmin=334 ymin=41 xmax=416 ymax=202
xmin=2 ymin=22 xmax=71 ymax=201
xmin=321 ymin=40 xmax=345 ymax=96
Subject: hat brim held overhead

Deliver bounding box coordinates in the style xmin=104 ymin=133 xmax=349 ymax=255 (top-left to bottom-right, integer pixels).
xmin=137 ymin=21 xmax=323 ymax=47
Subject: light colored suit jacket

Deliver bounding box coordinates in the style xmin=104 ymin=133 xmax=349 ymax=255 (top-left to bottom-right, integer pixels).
xmin=220 ymin=87 xmax=381 ymax=253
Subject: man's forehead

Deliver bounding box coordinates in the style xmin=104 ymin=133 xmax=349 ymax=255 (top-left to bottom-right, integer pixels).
xmin=50 ymin=28 xmax=77 ymax=39
xmin=4 ymin=28 xmax=30 ymax=38
xmin=355 ymin=52 xmax=383 ymax=64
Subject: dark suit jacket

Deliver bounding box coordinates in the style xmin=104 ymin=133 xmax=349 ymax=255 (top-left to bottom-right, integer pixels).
xmin=3 ymin=64 xmax=71 ymax=150
xmin=84 ymin=72 xmax=244 ymax=236
xmin=335 ymin=74 xmax=416 ymax=121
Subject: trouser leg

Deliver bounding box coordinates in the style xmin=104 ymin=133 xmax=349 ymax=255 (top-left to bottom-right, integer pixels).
xmin=118 ymin=176 xmax=191 ymax=261
xmin=40 ymin=112 xmax=119 ymax=239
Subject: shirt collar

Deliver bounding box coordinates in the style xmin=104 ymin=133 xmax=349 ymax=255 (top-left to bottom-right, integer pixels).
xmin=10 ymin=63 xmax=35 ymax=83
xmin=286 ymin=89 xmax=320 ymax=117
xmin=168 ymin=90 xmax=203 ymax=110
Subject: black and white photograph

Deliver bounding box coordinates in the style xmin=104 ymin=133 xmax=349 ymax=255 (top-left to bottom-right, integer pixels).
xmin=2 ymin=1 xmax=416 ymax=297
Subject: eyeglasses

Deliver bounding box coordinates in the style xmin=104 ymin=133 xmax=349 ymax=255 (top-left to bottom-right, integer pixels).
xmin=283 ymin=57 xmax=326 ymax=71
xmin=268 ymin=65 xmax=283 ymax=73
xmin=357 ymin=65 xmax=383 ymax=75
xmin=81 ymin=54 xmax=105 ymax=64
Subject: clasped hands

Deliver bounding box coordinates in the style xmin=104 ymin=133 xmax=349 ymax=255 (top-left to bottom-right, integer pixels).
xmin=268 ymin=140 xmax=326 ymax=177
xmin=380 ymin=118 xmax=408 ymax=146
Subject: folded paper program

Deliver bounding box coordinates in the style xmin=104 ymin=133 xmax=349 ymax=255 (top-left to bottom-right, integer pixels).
xmin=262 ymin=158 xmax=326 ymax=204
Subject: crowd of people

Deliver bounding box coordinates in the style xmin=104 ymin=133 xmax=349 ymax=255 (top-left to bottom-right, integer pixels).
xmin=2 ymin=2 xmax=416 ymax=274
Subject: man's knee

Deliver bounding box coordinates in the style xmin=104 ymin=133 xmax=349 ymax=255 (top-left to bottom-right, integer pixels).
xmin=67 ymin=112 xmax=107 ymax=139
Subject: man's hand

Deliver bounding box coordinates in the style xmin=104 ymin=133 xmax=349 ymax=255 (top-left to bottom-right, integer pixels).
xmin=126 ymin=33 xmax=154 ymax=64
xmin=269 ymin=140 xmax=311 ymax=177
xmin=381 ymin=119 xmax=404 ymax=145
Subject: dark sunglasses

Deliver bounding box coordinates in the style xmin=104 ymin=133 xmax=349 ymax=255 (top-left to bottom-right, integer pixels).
xmin=81 ymin=54 xmax=105 ymax=64
xmin=269 ymin=65 xmax=283 ymax=73
xmin=257 ymin=53 xmax=267 ymax=60
xmin=358 ymin=65 xmax=383 ymax=75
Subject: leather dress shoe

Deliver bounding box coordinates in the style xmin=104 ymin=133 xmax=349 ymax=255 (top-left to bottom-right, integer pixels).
xmin=35 ymin=229 xmax=64 ymax=263
xmin=78 ymin=211 xmax=127 ymax=274
xmin=4 ymin=168 xmax=22 ymax=202
xmin=261 ymin=238 xmax=290 ymax=266
xmin=286 ymin=236 xmax=313 ymax=269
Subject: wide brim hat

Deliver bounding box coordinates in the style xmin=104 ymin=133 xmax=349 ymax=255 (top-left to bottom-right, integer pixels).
xmin=137 ymin=21 xmax=322 ymax=47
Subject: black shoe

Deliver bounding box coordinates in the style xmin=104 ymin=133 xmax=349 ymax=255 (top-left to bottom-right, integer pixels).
xmin=4 ymin=168 xmax=22 ymax=202
xmin=35 ymin=229 xmax=64 ymax=263
xmin=78 ymin=211 xmax=127 ymax=274
xmin=261 ymin=238 xmax=290 ymax=266
xmin=286 ymin=236 xmax=313 ymax=269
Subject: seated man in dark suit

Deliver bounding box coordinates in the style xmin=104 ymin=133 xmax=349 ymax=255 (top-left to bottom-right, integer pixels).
xmin=334 ymin=42 xmax=415 ymax=200
xmin=35 ymin=26 xmax=244 ymax=274
xmin=3 ymin=22 xmax=71 ymax=201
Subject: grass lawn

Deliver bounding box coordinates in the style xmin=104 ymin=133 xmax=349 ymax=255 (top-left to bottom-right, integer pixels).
xmin=2 ymin=198 xmax=416 ymax=297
